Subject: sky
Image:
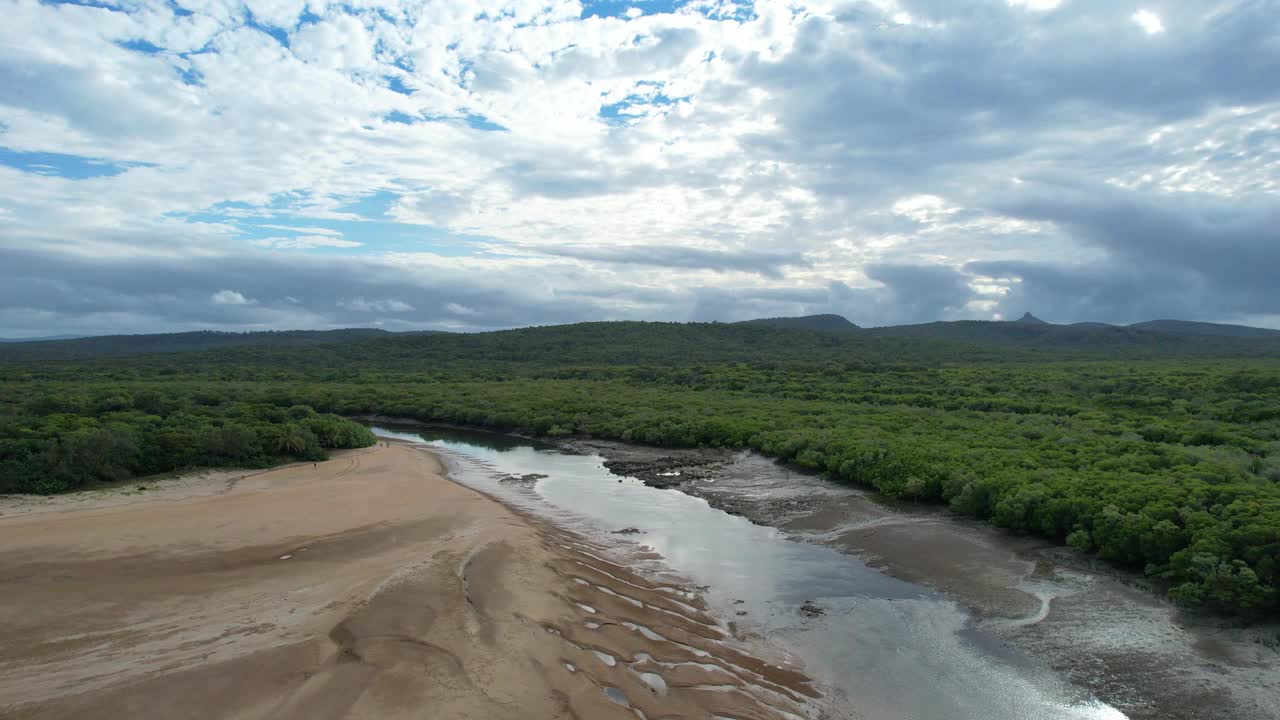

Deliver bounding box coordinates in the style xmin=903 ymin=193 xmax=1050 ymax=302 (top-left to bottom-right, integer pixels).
xmin=1 ymin=0 xmax=1278 ymax=336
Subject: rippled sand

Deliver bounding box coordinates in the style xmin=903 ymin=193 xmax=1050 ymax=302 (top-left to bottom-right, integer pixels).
xmin=0 ymin=444 xmax=816 ymax=720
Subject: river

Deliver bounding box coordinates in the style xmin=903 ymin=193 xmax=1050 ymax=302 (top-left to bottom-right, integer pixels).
xmin=371 ymin=424 xmax=1150 ymax=719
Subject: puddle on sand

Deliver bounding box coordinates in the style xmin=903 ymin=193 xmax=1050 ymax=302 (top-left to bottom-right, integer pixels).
xmin=603 ymin=686 xmax=630 ymax=707
xmin=373 ymin=424 xmax=1129 ymax=720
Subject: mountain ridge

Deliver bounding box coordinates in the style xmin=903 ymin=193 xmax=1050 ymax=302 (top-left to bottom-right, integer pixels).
xmin=0 ymin=328 xmax=448 ymax=359
xmin=2 ymin=314 xmax=1279 ymax=362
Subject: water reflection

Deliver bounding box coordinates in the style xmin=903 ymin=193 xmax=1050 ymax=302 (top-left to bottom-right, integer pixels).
xmin=372 ymin=424 xmax=1128 ymax=720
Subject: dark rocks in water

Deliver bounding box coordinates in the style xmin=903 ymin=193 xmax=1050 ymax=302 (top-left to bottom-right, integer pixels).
xmin=694 ymin=493 xmax=822 ymax=525
xmin=611 ymin=527 xmax=643 ymax=535
xmin=736 ymin=610 xmax=748 ymax=616
xmin=602 ymin=455 xmax=723 ymax=489
xmin=799 ymin=602 xmax=825 ymax=618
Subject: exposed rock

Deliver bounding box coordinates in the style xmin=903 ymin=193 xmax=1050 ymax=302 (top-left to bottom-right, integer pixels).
xmin=799 ymin=602 xmax=825 ymax=618
xmin=602 ymin=456 xmax=724 ymax=489
xmin=1015 ymin=312 xmax=1050 ymax=325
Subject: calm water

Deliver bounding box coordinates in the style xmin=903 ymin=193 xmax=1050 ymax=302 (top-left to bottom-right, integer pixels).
xmin=372 ymin=425 xmax=1127 ymax=720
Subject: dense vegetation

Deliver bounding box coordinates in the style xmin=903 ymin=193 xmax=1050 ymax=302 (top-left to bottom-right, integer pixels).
xmin=0 ymin=394 xmax=376 ymax=494
xmin=2 ymin=319 xmax=1278 ymax=618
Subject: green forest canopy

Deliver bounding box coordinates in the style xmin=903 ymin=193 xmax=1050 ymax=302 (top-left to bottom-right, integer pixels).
xmin=1 ymin=320 xmax=1278 ymax=618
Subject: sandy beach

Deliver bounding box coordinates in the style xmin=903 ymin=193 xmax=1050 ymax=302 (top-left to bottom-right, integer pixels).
xmin=0 ymin=444 xmax=817 ymax=720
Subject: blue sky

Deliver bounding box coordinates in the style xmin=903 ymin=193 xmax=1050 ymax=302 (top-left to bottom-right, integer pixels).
xmin=0 ymin=146 xmax=151 ymax=179
xmin=176 ymin=191 xmax=487 ymax=255
xmin=1 ymin=0 xmax=1278 ymax=335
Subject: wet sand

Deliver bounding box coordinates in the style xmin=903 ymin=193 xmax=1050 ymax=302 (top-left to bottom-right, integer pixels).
xmin=0 ymin=444 xmax=817 ymax=720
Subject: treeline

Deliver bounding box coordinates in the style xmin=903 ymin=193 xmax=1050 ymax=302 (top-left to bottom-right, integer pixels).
xmin=10 ymin=320 xmax=1280 ymax=384
xmin=0 ymin=391 xmax=375 ymax=494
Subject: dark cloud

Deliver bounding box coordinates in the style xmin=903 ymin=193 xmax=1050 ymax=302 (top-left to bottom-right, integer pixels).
xmin=0 ymin=242 xmax=981 ymax=335
xmin=990 ymin=181 xmax=1280 ymax=319
xmin=686 ymin=285 xmax=834 ymax=322
xmin=861 ymin=263 xmax=974 ymax=324
xmin=0 ymin=248 xmax=601 ymax=335
xmin=734 ymin=0 xmax=1280 ymax=204
xmin=965 ymin=260 xmax=1205 ymax=326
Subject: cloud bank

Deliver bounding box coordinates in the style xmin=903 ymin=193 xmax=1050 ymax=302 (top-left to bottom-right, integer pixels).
xmin=1 ymin=0 xmax=1277 ymax=336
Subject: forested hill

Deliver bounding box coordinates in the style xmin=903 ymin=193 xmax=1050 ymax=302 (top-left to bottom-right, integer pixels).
xmin=6 ymin=315 xmax=1280 ymax=365
xmin=1129 ymin=320 xmax=1280 ymax=338
xmin=0 ymin=335 xmax=82 ymax=343
xmin=0 ymin=328 xmax=446 ymax=360
xmin=862 ymin=319 xmax=1280 ymax=356
xmin=736 ymin=314 xmax=860 ymax=332
xmin=261 ymin=319 xmax=1280 ymax=365
xmin=5 ymin=319 xmax=1280 ymax=371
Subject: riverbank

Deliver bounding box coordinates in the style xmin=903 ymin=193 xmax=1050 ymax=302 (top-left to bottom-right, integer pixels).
xmin=0 ymin=444 xmax=818 ymax=719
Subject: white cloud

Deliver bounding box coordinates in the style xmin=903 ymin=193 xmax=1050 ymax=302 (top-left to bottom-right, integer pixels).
xmin=211 ymin=289 xmax=253 ymax=305
xmin=445 ymin=302 xmax=479 ymax=315
xmin=1132 ymin=10 xmax=1165 ymax=35
xmin=252 ymin=235 xmax=363 ymax=249
xmin=255 ymin=225 xmax=345 ymax=236
xmin=341 ymin=297 xmax=416 ymax=313
xmin=1007 ymin=0 xmax=1063 ymax=11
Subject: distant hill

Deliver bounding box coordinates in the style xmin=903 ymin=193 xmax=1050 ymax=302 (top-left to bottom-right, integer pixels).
xmin=5 ymin=315 xmax=1280 ymax=366
xmin=147 ymin=319 xmax=1280 ymax=372
xmin=0 ymin=335 xmax=82 ymax=343
xmin=1015 ymin=315 xmax=1278 ymax=338
xmin=1128 ymin=319 xmax=1280 ymax=338
xmin=865 ymin=320 xmax=1138 ymax=347
xmin=863 ymin=318 xmax=1280 ymax=356
xmin=736 ymin=314 xmax=860 ymax=333
xmin=0 ymin=328 xmax=446 ymax=360
xmin=19 ymin=321 xmax=1028 ymax=371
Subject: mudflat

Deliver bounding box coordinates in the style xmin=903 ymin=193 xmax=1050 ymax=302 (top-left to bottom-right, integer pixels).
xmin=0 ymin=444 xmax=815 ymax=720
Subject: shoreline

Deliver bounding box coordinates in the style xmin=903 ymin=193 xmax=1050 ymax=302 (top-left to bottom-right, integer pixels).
xmin=0 ymin=444 xmax=819 ymax=720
